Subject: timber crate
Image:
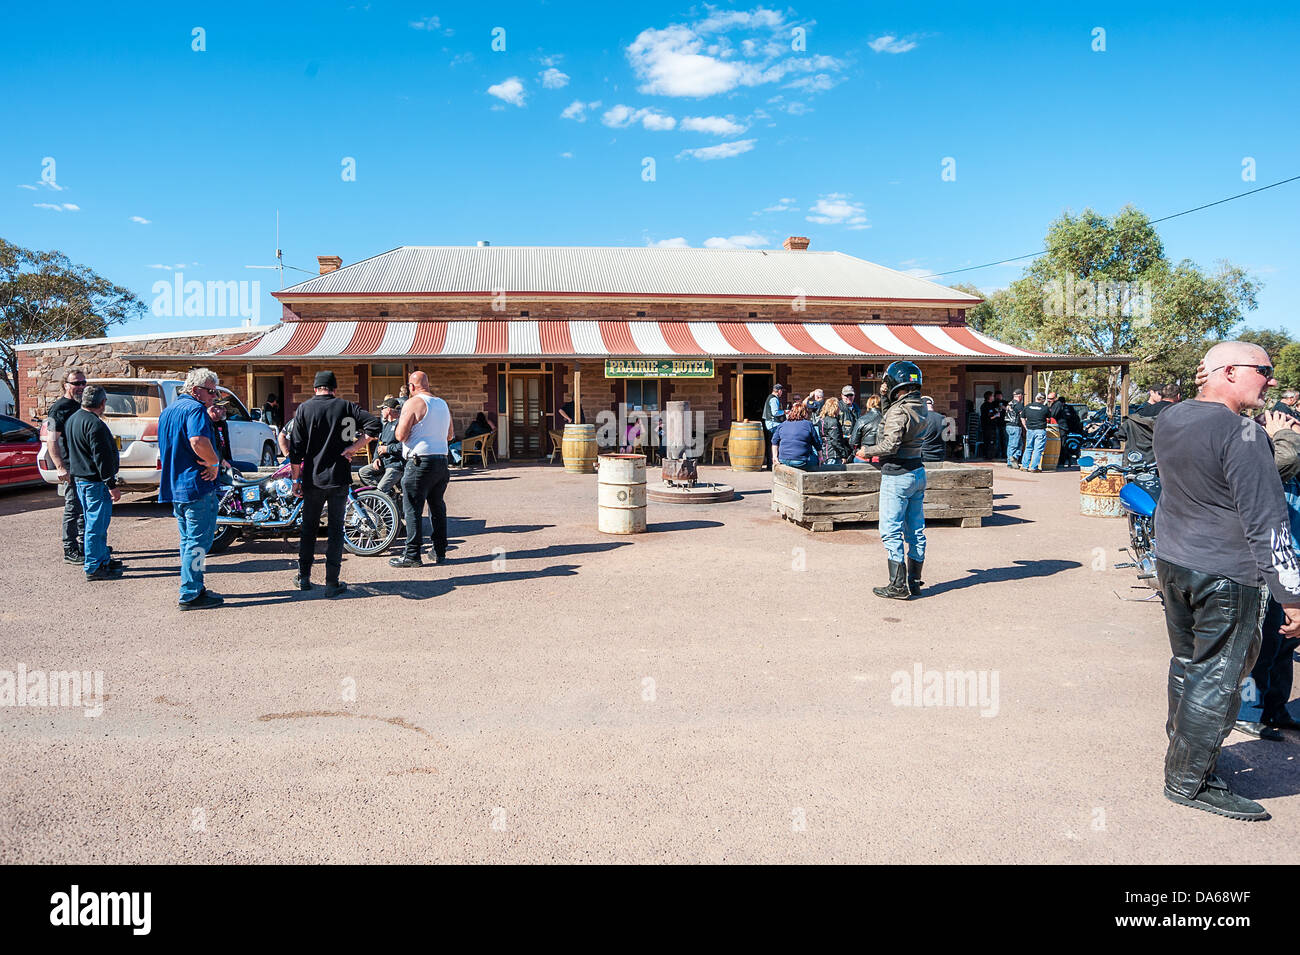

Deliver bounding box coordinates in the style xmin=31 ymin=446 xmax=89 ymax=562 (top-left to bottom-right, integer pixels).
xmin=771 ymin=461 xmax=994 ymax=532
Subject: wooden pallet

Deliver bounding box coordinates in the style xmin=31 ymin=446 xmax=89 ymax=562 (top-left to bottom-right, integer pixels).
xmin=771 ymin=461 xmax=994 ymax=532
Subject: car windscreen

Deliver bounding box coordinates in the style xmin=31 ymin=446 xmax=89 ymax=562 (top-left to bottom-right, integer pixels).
xmin=97 ymin=383 xmax=164 ymax=417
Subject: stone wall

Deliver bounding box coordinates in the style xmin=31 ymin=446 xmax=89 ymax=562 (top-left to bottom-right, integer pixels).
xmin=16 ymin=329 xmax=263 ymax=421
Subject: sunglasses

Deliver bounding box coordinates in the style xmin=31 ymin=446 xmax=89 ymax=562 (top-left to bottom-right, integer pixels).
xmin=1211 ymin=364 xmax=1274 ymax=380
xmin=68 ymin=381 xmax=87 ymax=388
xmin=194 ymin=385 xmax=219 ymax=396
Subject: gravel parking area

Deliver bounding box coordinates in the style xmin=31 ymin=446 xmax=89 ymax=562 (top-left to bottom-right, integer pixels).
xmin=1 ymin=463 xmax=1297 ymax=863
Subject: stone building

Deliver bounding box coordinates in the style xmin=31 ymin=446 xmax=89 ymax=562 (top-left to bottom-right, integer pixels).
xmin=16 ymin=238 xmax=1124 ymax=457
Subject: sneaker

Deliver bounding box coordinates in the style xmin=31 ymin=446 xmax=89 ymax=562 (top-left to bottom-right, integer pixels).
xmin=104 ymin=558 xmax=124 ymax=570
xmin=293 ymin=574 xmax=314 ymax=591
xmin=324 ymin=581 xmax=348 ymax=598
xmin=433 ymin=554 xmax=448 ymax=566
xmin=64 ymin=552 xmax=84 ymax=565
xmin=85 ymin=564 xmax=123 ymax=581
xmin=389 ymin=556 xmax=423 ymax=568
xmin=1234 ymin=720 xmax=1285 ymax=741
xmin=179 ymin=591 xmax=225 ymax=611
xmin=1164 ymin=775 xmax=1269 ymax=821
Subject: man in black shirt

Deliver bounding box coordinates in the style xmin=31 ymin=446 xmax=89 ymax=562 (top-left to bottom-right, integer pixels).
xmin=1123 ymin=382 xmax=1181 ymax=463
xmin=918 ymin=396 xmax=946 ymax=462
xmin=65 ymin=386 xmax=125 ymax=580
xmin=358 ymin=397 xmax=404 ymax=493
xmin=1154 ymin=341 xmax=1300 ymax=821
xmin=1019 ymin=393 xmax=1050 ymax=471
xmin=45 ymin=368 xmax=88 ymax=563
xmin=287 ymin=371 xmax=381 ymax=596
xmin=1003 ymin=388 xmax=1026 ymax=468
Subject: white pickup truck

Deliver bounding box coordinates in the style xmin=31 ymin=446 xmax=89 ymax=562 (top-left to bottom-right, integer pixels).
xmin=37 ymin=378 xmax=279 ymax=489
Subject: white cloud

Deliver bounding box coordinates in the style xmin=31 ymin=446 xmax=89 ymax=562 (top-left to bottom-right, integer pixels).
xmin=540 ymin=67 xmax=570 ymax=89
xmin=869 ymin=34 xmax=918 ymax=54
xmin=757 ymin=198 xmax=798 ymax=213
xmin=560 ymin=151 xmax=573 ymax=159
xmin=409 ymin=16 xmax=440 ymax=30
xmin=34 ymin=202 xmax=78 ymax=212
xmin=676 ymin=139 xmax=756 ymax=161
xmin=130 ymin=215 xmax=151 ymax=224
xmin=626 ymin=14 xmax=842 ymax=98
xmin=487 ymin=77 xmax=527 ymax=107
xmin=703 ymin=234 xmax=767 ymax=249
xmin=783 ymin=101 xmax=811 ymax=115
xmin=648 ymin=237 xmax=691 ymax=248
xmin=786 ymin=73 xmax=835 ymax=92
xmin=806 ymin=193 xmax=868 ymax=229
xmin=602 ymin=104 xmax=676 ymax=131
xmin=680 ymin=115 xmax=746 ymax=135
xmin=17 ymin=184 xmax=36 ymax=190
xmin=147 ymin=263 xmax=189 ymax=270
xmin=561 ymin=99 xmax=600 ymax=121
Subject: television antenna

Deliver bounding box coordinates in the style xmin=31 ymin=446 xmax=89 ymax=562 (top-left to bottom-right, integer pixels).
xmin=244 ymin=210 xmax=286 ymax=290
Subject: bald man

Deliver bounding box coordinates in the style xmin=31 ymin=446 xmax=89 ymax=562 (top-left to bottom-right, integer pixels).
xmin=391 ymin=370 xmax=455 ymax=567
xmin=1153 ymin=340 xmax=1300 ymax=821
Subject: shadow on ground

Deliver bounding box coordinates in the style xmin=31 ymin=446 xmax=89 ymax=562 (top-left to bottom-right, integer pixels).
xmin=924 ymin=559 xmax=1081 ymax=597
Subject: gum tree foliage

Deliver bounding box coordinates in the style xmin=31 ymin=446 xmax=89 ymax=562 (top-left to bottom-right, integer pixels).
xmin=957 ymin=207 xmax=1259 ymax=410
xmin=0 ymin=238 xmax=145 ymax=405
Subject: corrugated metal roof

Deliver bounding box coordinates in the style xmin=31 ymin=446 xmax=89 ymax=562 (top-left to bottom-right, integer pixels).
xmin=275 ymin=246 xmax=983 ymax=305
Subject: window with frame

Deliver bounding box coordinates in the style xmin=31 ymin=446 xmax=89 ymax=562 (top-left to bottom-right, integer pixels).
xmin=371 ymin=363 xmax=405 ymax=403
xmin=625 ymin=379 xmax=660 ymax=411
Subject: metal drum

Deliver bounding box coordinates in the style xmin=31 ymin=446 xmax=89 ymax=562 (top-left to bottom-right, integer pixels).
xmin=598 ymin=454 xmax=647 ymax=534
xmin=562 ymin=424 xmax=598 ymax=473
xmin=1079 ymin=447 xmax=1124 ymax=517
xmin=729 ymin=421 xmax=766 ymax=471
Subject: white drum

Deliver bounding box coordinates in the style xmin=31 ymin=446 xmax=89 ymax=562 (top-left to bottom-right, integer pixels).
xmin=597 ymin=454 xmax=647 ymax=534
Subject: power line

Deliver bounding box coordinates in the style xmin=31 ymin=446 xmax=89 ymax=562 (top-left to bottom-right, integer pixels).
xmin=919 ymin=174 xmax=1300 ymax=280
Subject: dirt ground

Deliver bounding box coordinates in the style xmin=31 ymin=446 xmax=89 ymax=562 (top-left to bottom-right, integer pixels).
xmin=1 ymin=461 xmax=1297 ymax=864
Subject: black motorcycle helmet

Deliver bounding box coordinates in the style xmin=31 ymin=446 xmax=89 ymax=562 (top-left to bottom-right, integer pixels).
xmin=882 ymin=360 xmax=923 ymax=398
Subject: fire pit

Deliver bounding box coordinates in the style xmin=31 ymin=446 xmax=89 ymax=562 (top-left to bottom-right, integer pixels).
xmin=647 ymin=400 xmax=735 ymax=504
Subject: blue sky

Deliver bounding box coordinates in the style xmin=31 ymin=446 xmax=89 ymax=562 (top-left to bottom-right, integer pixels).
xmin=3 ymin=0 xmax=1298 ymax=339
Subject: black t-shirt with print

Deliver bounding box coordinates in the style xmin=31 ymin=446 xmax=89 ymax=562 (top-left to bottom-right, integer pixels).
xmin=1023 ymin=402 xmax=1049 ymax=430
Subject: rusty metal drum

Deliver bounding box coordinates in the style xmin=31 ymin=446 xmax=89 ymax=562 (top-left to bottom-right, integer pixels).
xmin=598 ymin=454 xmax=647 ymax=534
xmin=1079 ymin=447 xmax=1125 ymax=517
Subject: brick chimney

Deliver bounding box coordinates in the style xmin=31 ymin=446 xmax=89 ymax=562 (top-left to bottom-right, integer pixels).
xmin=782 ymin=236 xmax=810 ymax=251
xmin=317 ymin=255 xmax=343 ymax=274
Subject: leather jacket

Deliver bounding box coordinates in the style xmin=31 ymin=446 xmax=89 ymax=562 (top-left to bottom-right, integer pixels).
xmin=851 ymin=408 xmax=882 ymax=451
xmin=860 ymin=390 xmax=926 ymax=462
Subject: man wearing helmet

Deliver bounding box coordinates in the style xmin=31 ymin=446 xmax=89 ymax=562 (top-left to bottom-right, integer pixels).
xmin=858 ymin=360 xmax=929 ymax=600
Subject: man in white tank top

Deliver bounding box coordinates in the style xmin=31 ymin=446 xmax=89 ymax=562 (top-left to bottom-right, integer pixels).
xmin=391 ymin=371 xmax=455 ymax=567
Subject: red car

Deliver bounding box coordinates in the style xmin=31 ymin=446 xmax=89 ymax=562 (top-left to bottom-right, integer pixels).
xmin=0 ymin=414 xmax=42 ymax=488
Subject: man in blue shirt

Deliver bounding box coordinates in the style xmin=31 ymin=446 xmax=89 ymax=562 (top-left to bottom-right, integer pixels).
xmin=158 ymin=368 xmax=225 ymax=611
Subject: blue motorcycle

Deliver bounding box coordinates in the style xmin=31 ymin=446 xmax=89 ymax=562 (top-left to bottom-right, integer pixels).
xmin=1084 ymin=452 xmax=1161 ymax=595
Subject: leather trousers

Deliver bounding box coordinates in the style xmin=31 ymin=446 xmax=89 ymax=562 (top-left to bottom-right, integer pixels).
xmin=1157 ymin=559 xmax=1266 ymax=797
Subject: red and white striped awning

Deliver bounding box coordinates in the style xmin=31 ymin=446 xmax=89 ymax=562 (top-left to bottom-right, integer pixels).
xmin=215 ymin=320 xmax=1050 ymax=361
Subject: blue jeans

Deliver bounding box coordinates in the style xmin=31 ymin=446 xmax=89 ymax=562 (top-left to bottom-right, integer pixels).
xmin=1005 ymin=425 xmax=1023 ymax=466
xmin=879 ymin=467 xmax=927 ymax=564
xmin=1021 ymin=429 xmax=1046 ymax=470
xmin=173 ymin=491 xmax=218 ymax=602
xmin=75 ymin=480 xmax=112 ymax=574
xmin=779 ymin=458 xmax=814 ymax=470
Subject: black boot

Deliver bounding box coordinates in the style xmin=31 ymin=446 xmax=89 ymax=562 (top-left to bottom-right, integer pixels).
xmin=906 ymin=558 xmax=924 ymax=597
xmin=872 ymin=560 xmax=911 ymax=600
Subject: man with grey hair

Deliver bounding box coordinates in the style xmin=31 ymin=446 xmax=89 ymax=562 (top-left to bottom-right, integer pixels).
xmin=1272 ymin=388 xmax=1300 ymax=422
xmin=158 ymin=367 xmax=224 ymax=610
xmin=1154 ymin=340 xmax=1300 ymax=821
xmin=46 ymin=367 xmax=89 ymax=563
xmin=64 ymin=385 xmax=124 ymax=580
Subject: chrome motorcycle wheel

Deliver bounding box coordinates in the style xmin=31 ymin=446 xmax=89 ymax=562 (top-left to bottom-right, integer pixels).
xmin=343 ymin=489 xmax=400 ymax=556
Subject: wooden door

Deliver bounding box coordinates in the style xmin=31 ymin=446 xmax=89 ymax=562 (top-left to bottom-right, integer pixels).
xmin=510 ymin=374 xmax=545 ymax=458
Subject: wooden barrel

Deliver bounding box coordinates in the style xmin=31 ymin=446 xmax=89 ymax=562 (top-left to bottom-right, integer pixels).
xmin=562 ymin=424 xmax=598 ymax=473
xmin=598 ymin=454 xmax=647 ymax=534
xmin=1041 ymin=424 xmax=1062 ymax=471
xmin=1079 ymin=447 xmax=1124 ymax=517
xmin=729 ymin=421 xmax=766 ymax=471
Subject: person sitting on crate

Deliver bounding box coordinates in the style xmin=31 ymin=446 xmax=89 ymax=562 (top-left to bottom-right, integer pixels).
xmin=773 ymin=402 xmax=821 ymax=471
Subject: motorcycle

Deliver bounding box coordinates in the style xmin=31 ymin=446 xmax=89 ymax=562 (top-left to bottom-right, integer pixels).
xmin=1081 ymin=409 xmax=1122 ymax=449
xmin=1083 ymin=450 xmax=1161 ymax=595
xmin=209 ymin=461 xmax=401 ymax=556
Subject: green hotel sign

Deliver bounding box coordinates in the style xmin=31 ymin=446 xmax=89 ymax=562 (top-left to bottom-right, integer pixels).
xmin=605 ymin=358 xmax=715 ymax=379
